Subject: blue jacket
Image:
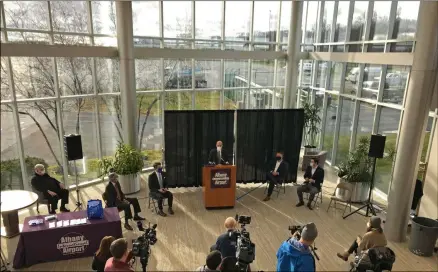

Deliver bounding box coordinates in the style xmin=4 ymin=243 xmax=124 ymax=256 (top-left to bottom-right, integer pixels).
xmin=276 ymin=238 xmax=315 ymax=272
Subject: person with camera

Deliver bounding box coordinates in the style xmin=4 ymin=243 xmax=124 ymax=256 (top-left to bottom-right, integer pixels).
xmin=277 ymin=223 xmax=318 ymax=272
xmin=211 ymin=217 xmax=237 ymax=258
xmin=296 ymin=158 xmax=324 ymax=210
xmin=196 ymin=250 xmax=222 ymax=271
xmin=337 ymin=216 xmax=387 ymax=262
xmin=92 ymin=236 xmax=115 ymax=272
xmin=148 ymin=162 xmax=174 ymax=216
xmin=104 ymin=238 xmax=133 ymax=272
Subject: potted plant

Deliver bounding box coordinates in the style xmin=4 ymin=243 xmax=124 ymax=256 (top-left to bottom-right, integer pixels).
xmin=336 ymin=137 xmax=373 ymax=202
xmin=303 ymin=102 xmax=321 ymax=155
xmin=98 ymin=143 xmax=144 ymax=194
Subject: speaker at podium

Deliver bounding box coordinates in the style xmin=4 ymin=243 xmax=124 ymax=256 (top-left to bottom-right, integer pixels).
xmin=202 ymin=164 xmax=236 ymax=209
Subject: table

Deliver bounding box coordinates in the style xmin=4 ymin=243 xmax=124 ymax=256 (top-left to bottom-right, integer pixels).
xmin=0 ymin=190 xmax=38 ymax=238
xmin=13 ymin=207 xmax=123 ymax=269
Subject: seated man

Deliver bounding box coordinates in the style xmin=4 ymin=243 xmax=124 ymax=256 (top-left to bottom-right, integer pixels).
xmin=263 ymin=151 xmax=287 ymax=201
xmin=196 ymin=250 xmax=222 ymax=271
xmin=105 ymin=173 xmax=144 ymax=231
xmin=211 ymin=217 xmax=237 ymax=258
xmin=104 ymin=238 xmax=133 ymax=272
xmin=31 ymin=164 xmax=70 ymax=214
xmin=296 ymin=158 xmax=324 ymax=210
xmin=148 ymin=162 xmax=174 ymax=216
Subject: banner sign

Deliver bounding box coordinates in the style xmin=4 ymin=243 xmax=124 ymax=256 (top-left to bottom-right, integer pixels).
xmin=211 ymin=168 xmax=231 ymax=188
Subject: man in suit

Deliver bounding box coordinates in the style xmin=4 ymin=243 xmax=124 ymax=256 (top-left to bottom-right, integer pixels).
xmin=105 ymin=173 xmax=145 ymax=230
xmin=148 ymin=162 xmax=174 ymax=216
xmin=263 ymin=151 xmax=287 ymax=201
xmin=208 ymin=140 xmax=229 ymax=165
xmin=296 ymin=158 xmax=324 ymax=210
xmin=31 ymin=164 xmax=70 ymax=214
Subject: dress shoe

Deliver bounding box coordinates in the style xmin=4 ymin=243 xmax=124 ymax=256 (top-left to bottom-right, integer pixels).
xmin=263 ymin=196 xmax=270 ymax=201
xmin=157 ymin=210 xmax=167 ymax=217
xmin=168 ymin=207 xmax=174 ymax=215
xmin=49 ymin=210 xmax=56 ymax=215
xmin=337 ymin=252 xmax=349 ymax=262
xmin=295 ymin=202 xmax=304 ymax=207
xmin=133 ymin=215 xmax=145 ymax=221
xmin=124 ymin=222 xmax=133 ymax=231
xmin=60 ymin=207 xmax=70 ymax=212
xmin=307 ymin=203 xmax=313 ymax=210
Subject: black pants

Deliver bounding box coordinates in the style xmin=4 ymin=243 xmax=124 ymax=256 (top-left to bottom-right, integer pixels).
xmin=297 ymin=183 xmax=319 ymax=203
xmin=116 ymin=198 xmax=141 ymax=221
xmin=47 ymin=189 xmax=69 ymax=211
xmin=348 ymin=240 xmax=359 ymax=254
xmin=151 ymin=191 xmax=173 ymax=210
xmin=266 ymin=172 xmax=280 ymax=196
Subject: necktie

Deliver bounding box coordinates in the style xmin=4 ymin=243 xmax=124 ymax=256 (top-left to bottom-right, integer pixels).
xmin=114 ymin=183 xmax=122 ymax=200
xmin=158 ymin=173 xmax=163 ymax=188
xmin=217 ymin=151 xmax=221 ymax=162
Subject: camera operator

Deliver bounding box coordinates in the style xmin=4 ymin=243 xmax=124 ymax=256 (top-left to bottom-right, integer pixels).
xmin=277 ymin=223 xmax=318 ymax=272
xmin=196 ymin=250 xmax=222 ymax=271
xmin=104 ymin=238 xmax=133 ymax=272
xmin=211 ymin=217 xmax=238 ymax=258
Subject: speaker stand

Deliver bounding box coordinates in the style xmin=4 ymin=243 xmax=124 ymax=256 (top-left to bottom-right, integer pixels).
xmin=73 ymin=160 xmax=83 ymax=212
xmin=343 ymin=157 xmax=377 ymax=219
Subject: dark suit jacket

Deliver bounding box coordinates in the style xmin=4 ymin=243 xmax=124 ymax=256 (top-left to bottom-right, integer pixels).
xmin=31 ymin=173 xmax=62 ymax=198
xmin=268 ymin=160 xmax=288 ymax=180
xmin=304 ymin=166 xmax=324 ymax=190
xmin=148 ymin=171 xmax=168 ymax=193
xmin=105 ymin=181 xmax=125 ymax=208
xmin=208 ymin=148 xmax=229 ymax=164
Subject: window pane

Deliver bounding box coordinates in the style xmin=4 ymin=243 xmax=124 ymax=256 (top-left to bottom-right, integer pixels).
xmin=137 ymin=93 xmax=163 ymax=166
xmin=11 ymin=57 xmax=55 ymax=99
xmin=1 ymin=105 xmax=23 ymax=190
xmin=322 ymin=94 xmax=339 ymax=162
xmin=99 ymin=96 xmax=122 ymax=156
xmin=304 ymin=1 xmax=319 ymax=44
xmin=376 ymin=107 xmax=402 ymax=193
xmin=370 ymin=1 xmax=391 ymax=40
xmin=92 ymin=1 xmax=117 ymax=35
xmin=315 ymin=61 xmax=328 ymax=88
xmin=299 ymin=60 xmax=312 ymax=87
xmin=133 ymin=1 xmax=160 ymax=37
xmin=7 ymin=31 xmax=51 ymax=44
xmin=4 ymin=1 xmax=50 ymax=31
xmin=224 ymin=89 xmax=246 ymax=109
xmin=58 ymin=58 xmax=93 ymax=96
xmin=196 ymin=60 xmax=221 ymax=89
xmin=166 ymin=91 xmax=192 ymax=110
xmin=253 ymin=1 xmax=279 ymax=43
xmin=51 ymin=1 xmax=89 ymax=33
xmin=225 ymin=1 xmax=251 ymax=41
xmin=393 ymin=1 xmax=420 ymax=40
xmin=96 ymin=58 xmax=120 ymax=93
xmin=195 ymin=91 xmax=221 ymax=110
xmin=280 ymin=1 xmax=291 ymax=43
xmin=195 ymin=1 xmax=222 ymax=40
xmin=334 ymin=1 xmax=349 ymax=43
xmin=224 ymin=60 xmax=249 ymax=88
xmin=136 ymin=59 xmax=162 ymax=91
xmin=62 ymin=98 xmax=99 ymax=185
xmin=421 ymin=117 xmax=434 ymax=163
xmin=361 ymin=65 xmax=381 ymax=101
xmin=355 ymin=102 xmax=375 ymax=146
xmin=344 ymin=63 xmax=360 ymax=95
xmin=276 ymin=59 xmax=286 ymax=87
xmin=321 ymin=1 xmax=335 ymax=43
xmin=336 ymin=98 xmax=355 ymax=164
xmin=349 ymin=1 xmax=368 ymax=52
xmin=328 ymin=62 xmax=343 ymax=91
xmin=163 ymin=1 xmax=192 ymax=38
xmin=1 ymin=58 xmax=10 ymax=101
xmin=252 ymin=60 xmax=275 ymax=87
xmin=164 ymin=59 xmax=199 ymax=89
xmin=383 ymin=65 xmax=409 ymax=105
xmin=18 ymin=101 xmax=63 ymax=183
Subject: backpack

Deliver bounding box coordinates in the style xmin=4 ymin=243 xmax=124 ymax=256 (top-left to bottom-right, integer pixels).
xmin=87 ymin=199 xmax=104 ymax=219
xmin=352 ymin=247 xmax=396 ymax=272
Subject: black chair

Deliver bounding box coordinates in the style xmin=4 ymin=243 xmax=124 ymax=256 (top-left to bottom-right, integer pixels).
xmin=32 ymin=185 xmax=50 ymax=214
xmin=148 ymin=192 xmax=167 ymax=214
xmin=264 ymin=162 xmax=289 ymax=197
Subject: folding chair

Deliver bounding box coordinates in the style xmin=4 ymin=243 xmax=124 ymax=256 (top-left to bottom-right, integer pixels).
xmin=263 ymin=162 xmax=289 ymax=197
xmin=304 ymin=188 xmax=323 ymax=209
xmin=327 ymin=181 xmax=353 ymax=217
xmin=148 ymin=193 xmax=167 ymax=214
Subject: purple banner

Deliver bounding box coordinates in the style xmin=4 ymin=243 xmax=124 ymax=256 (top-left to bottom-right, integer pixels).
xmin=211 ymin=169 xmax=231 ymax=188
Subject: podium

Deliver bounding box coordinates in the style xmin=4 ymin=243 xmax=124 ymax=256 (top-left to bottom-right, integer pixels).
xmin=202 ymin=165 xmax=236 ymax=209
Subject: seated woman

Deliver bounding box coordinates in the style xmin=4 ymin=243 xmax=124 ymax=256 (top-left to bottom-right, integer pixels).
xmin=337 ymin=216 xmax=387 ymax=261
xmin=92 ymin=236 xmax=115 ymax=272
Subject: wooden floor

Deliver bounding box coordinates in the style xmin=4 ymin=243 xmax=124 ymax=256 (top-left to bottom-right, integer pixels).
xmin=1 ymin=169 xmax=437 ymax=271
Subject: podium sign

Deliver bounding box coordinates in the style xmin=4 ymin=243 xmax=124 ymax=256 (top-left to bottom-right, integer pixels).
xmin=203 ymin=165 xmax=236 ymax=208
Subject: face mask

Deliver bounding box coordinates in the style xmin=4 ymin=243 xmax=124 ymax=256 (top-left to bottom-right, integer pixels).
xmin=276 ymin=156 xmax=282 ymax=161
xmin=157 ymin=167 xmax=162 ymax=173
xmin=217 ymin=146 xmax=222 ymax=151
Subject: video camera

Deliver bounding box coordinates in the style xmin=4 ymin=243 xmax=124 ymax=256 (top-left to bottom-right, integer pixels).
xmin=288 ymin=225 xmax=319 ymax=261
xmin=132 ymin=223 xmax=158 ymax=272
xmin=229 ymin=214 xmax=255 ymax=272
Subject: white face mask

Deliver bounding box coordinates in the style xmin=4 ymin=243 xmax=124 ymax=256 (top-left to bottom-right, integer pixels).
xmin=217 ymin=146 xmax=222 ymax=151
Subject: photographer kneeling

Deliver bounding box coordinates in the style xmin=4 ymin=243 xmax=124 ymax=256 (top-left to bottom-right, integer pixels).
xmin=277 ymin=223 xmax=318 ymax=272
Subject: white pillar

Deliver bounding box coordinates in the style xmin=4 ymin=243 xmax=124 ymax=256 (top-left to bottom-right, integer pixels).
xmin=116 ymin=1 xmax=138 ymax=148
xmin=385 ymin=1 xmax=438 ymax=242
xmin=283 ymin=1 xmax=303 ymax=109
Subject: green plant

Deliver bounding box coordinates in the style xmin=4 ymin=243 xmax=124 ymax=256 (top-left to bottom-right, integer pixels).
xmin=303 ymin=102 xmax=321 ymax=147
xmin=337 ymin=136 xmax=373 ymax=183
xmin=98 ymin=143 xmax=144 ymax=178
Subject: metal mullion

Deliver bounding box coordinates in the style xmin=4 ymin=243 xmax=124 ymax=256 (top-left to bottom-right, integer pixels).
xmin=324 ymin=61 xmax=331 ymax=90
xmin=271 ymin=1 xmax=282 ymax=109
xmin=319 ymin=93 xmax=329 ymax=150
xmin=349 ymin=99 xmax=360 ymax=151
xmin=247 ymin=1 xmax=254 ymax=109
xmin=362 ymin=1 xmax=374 ymax=52
xmin=303 ymin=1 xmax=309 ymax=44
xmin=331 ymin=96 xmax=344 ymax=165
xmin=191 ymin=1 xmax=196 ymax=110
xmin=344 ymin=1 xmax=355 ymax=52
xmin=372 ymin=104 xmax=381 ymax=134
xmin=158 ymin=1 xmax=165 ymax=151
xmin=356 ymin=63 xmax=365 ymax=98
xmin=219 ymin=1 xmax=226 ymax=110
xmin=377 ymin=65 xmax=388 ymax=103
xmin=330 ymin=1 xmax=339 ymax=47
xmin=315 ymin=1 xmax=325 ymax=45
xmin=339 ymin=63 xmax=347 ymax=94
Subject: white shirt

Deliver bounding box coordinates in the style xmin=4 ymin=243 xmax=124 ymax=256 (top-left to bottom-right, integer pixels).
xmin=156 ymin=171 xmax=163 ymax=188
xmin=274 ymin=160 xmax=282 ymax=173
xmin=311 ymin=166 xmax=317 ymax=176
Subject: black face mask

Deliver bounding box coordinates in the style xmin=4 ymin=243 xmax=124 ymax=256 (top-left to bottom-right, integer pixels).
xmin=276 ymin=156 xmax=282 ymax=161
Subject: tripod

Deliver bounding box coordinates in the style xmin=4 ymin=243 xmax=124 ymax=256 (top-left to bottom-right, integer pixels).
xmin=343 ymin=157 xmax=378 ymax=219
xmin=72 ymin=160 xmax=83 ymax=211
xmin=1 ymin=248 xmax=10 ymax=272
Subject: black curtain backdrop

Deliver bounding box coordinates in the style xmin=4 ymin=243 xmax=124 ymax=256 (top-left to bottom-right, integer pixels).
xmin=235 ymin=109 xmax=304 ymax=183
xmin=164 ymin=110 xmax=234 ymax=187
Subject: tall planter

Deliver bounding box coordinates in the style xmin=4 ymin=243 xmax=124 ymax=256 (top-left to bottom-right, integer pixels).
xmin=336 ymin=177 xmax=370 ymax=203
xmin=119 ymin=173 xmax=140 ymax=195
